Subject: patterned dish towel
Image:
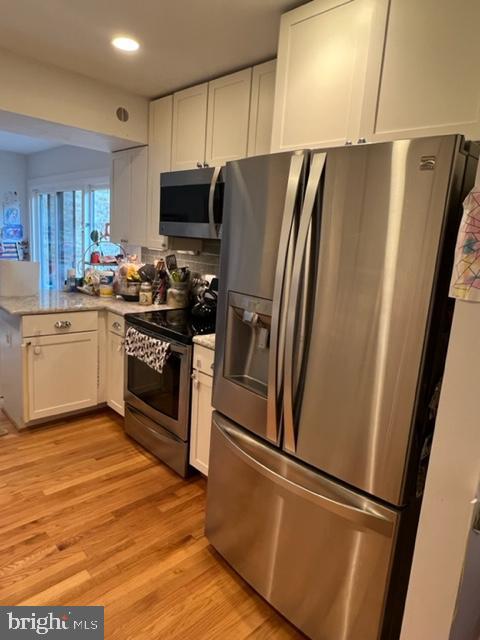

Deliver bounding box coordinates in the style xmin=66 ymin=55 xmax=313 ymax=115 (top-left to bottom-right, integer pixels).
xmin=125 ymin=327 xmax=170 ymax=374
xmin=450 ymin=188 xmax=480 ymax=300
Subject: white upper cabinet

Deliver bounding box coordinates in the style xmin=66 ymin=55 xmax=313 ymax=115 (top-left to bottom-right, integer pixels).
xmin=171 ymin=83 xmax=208 ymax=170
xmin=271 ymin=0 xmax=388 ymax=151
xmin=205 ymin=68 xmax=252 ymax=166
xmin=146 ymin=95 xmax=172 ymax=249
xmin=248 ymin=60 xmax=277 ymax=157
xmin=110 ymin=150 xmax=130 ymax=245
xmin=128 ymin=147 xmax=148 ymax=246
xmin=110 ymin=146 xmax=148 ymax=246
xmin=364 ymin=0 xmax=480 ymax=142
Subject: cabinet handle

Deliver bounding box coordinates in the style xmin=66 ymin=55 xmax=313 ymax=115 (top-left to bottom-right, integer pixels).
xmin=191 ymin=372 xmax=199 ymax=388
xmin=112 ymin=321 xmax=122 ymax=331
xmin=117 ymin=339 xmax=125 ymax=353
xmin=210 ymin=362 xmax=214 ymax=371
xmin=203 ymin=162 xmax=209 ymax=168
xmin=196 ymin=358 xmax=202 ymax=369
xmin=357 ymin=138 xmax=367 ymax=144
xmin=54 ymin=320 xmax=72 ymax=329
xmin=196 ymin=162 xmax=203 ymax=168
xmin=345 ymin=140 xmax=353 ymax=145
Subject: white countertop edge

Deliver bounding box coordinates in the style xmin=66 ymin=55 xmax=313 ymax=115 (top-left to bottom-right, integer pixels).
xmin=192 ymin=334 xmax=216 ymax=349
xmin=0 ymin=292 xmax=180 ymax=317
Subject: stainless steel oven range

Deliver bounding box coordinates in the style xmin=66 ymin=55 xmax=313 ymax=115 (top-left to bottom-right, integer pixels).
xmin=124 ymin=309 xmax=214 ymax=477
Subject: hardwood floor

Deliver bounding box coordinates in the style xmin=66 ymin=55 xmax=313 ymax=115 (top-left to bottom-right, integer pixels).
xmin=0 ymin=409 xmax=303 ymax=639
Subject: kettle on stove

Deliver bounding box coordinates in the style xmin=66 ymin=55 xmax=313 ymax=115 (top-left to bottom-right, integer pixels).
xmin=191 ymin=278 xmax=218 ymax=332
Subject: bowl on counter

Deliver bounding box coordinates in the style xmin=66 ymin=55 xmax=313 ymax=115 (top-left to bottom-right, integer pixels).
xmin=118 ymin=279 xmax=141 ymax=302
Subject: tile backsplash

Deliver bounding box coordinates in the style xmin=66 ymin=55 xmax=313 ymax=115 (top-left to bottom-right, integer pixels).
xmin=142 ymin=239 xmax=220 ymax=278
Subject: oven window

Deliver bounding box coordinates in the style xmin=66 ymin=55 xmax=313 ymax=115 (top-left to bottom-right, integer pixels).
xmin=128 ymin=351 xmax=181 ymax=420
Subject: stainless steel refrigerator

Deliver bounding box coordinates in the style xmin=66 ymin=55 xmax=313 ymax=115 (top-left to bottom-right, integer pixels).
xmin=206 ymin=136 xmax=478 ymax=640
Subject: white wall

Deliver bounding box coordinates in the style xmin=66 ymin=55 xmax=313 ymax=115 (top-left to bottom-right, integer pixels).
xmin=0 ymin=48 xmax=148 ymax=146
xmin=401 ymin=177 xmax=480 ymax=636
xmin=0 ymin=150 xmax=27 ymax=236
xmin=27 ymin=145 xmax=110 ymax=180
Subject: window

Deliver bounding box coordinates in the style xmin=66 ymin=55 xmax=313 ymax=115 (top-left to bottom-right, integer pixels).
xmin=31 ymin=185 xmax=110 ymax=290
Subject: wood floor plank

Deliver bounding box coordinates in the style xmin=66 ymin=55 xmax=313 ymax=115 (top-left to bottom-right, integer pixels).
xmin=0 ymin=409 xmax=303 ymax=639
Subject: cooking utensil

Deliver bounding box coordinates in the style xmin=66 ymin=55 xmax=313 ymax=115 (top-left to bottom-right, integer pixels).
xmin=138 ymin=264 xmax=156 ymax=283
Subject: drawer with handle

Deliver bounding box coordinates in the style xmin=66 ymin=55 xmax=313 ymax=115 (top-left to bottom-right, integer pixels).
xmin=193 ymin=344 xmax=215 ymax=376
xmin=23 ymin=311 xmax=98 ymax=338
xmin=108 ymin=312 xmax=125 ymax=336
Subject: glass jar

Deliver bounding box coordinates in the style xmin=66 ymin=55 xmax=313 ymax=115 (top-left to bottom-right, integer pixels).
xmin=167 ymin=282 xmax=189 ymax=309
xmin=139 ymin=282 xmax=153 ymax=305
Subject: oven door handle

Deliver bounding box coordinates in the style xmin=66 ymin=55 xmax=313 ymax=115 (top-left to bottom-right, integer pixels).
xmin=125 ymin=324 xmax=190 ymax=354
xmin=208 ymin=166 xmax=222 ymax=239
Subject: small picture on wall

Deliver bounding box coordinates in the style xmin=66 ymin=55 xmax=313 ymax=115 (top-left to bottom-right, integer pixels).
xmin=2 ymin=224 xmax=24 ymax=241
xmin=3 ymin=205 xmax=21 ymax=225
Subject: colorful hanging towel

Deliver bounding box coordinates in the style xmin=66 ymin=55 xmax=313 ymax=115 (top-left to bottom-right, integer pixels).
xmin=124 ymin=326 xmax=170 ymax=374
xmin=450 ymin=188 xmax=480 ymax=300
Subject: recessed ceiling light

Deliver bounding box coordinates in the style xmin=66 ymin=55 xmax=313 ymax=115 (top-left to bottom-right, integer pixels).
xmin=112 ymin=36 xmax=140 ymax=52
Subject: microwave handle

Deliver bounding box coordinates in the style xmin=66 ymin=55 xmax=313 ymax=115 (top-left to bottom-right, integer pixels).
xmin=208 ymin=166 xmax=222 ymax=239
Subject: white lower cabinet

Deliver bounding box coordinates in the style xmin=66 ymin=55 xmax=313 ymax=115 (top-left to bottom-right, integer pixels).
xmin=1 ymin=309 xmax=128 ymax=429
xmin=106 ymin=329 xmax=125 ymax=417
xmin=25 ymin=331 xmax=98 ymax=422
xmin=190 ymin=344 xmax=214 ymax=475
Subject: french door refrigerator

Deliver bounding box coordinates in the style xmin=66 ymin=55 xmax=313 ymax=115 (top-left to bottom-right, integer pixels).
xmin=206 ymin=136 xmax=478 ymax=640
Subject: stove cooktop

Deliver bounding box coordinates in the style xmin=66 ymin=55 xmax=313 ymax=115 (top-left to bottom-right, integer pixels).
xmin=125 ymin=308 xmax=215 ymax=345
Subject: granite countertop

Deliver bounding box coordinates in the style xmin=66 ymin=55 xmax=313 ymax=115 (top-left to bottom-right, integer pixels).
xmin=0 ymin=291 xmax=177 ymax=317
xmin=193 ymin=334 xmax=216 ymax=350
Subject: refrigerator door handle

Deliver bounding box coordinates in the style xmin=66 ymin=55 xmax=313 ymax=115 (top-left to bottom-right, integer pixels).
xmin=218 ymin=419 xmax=395 ymax=537
xmin=266 ymin=152 xmax=306 ymax=444
xmin=208 ymin=165 xmax=222 ymax=238
xmin=284 ymin=152 xmax=326 ymax=453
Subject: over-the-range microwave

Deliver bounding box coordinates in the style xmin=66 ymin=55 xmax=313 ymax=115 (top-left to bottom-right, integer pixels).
xmin=160 ymin=166 xmax=224 ymax=239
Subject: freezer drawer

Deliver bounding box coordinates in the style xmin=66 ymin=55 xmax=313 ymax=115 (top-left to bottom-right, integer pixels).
xmin=206 ymin=412 xmax=399 ymax=640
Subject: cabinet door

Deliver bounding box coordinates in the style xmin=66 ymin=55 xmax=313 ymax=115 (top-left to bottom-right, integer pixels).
xmin=248 ymin=60 xmax=277 ymax=157
xmin=128 ymin=146 xmax=148 ymax=246
xmin=146 ymin=96 xmax=173 ymax=250
xmin=110 ymin=149 xmax=131 ymax=244
xmin=106 ymin=330 xmax=125 ymax=417
xmin=171 ymin=83 xmax=208 ymax=170
xmin=365 ymin=0 xmax=480 ymax=142
xmin=25 ymin=332 xmax=98 ymax=422
xmin=271 ymin=0 xmax=388 ymax=151
xmin=189 ymin=370 xmax=213 ymax=475
xmin=205 ymin=68 xmax=252 ymax=166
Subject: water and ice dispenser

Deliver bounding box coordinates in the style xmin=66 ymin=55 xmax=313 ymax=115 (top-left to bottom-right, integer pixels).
xmin=223 ymin=292 xmax=272 ymax=398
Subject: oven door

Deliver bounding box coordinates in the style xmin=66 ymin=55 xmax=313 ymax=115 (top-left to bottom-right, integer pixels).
xmin=159 ymin=167 xmax=224 ymax=239
xmin=125 ymin=325 xmax=192 ymax=441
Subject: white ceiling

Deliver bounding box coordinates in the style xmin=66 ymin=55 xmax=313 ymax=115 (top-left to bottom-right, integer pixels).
xmin=0 ymin=130 xmax=60 ymax=154
xmin=0 ymin=0 xmax=304 ymax=98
